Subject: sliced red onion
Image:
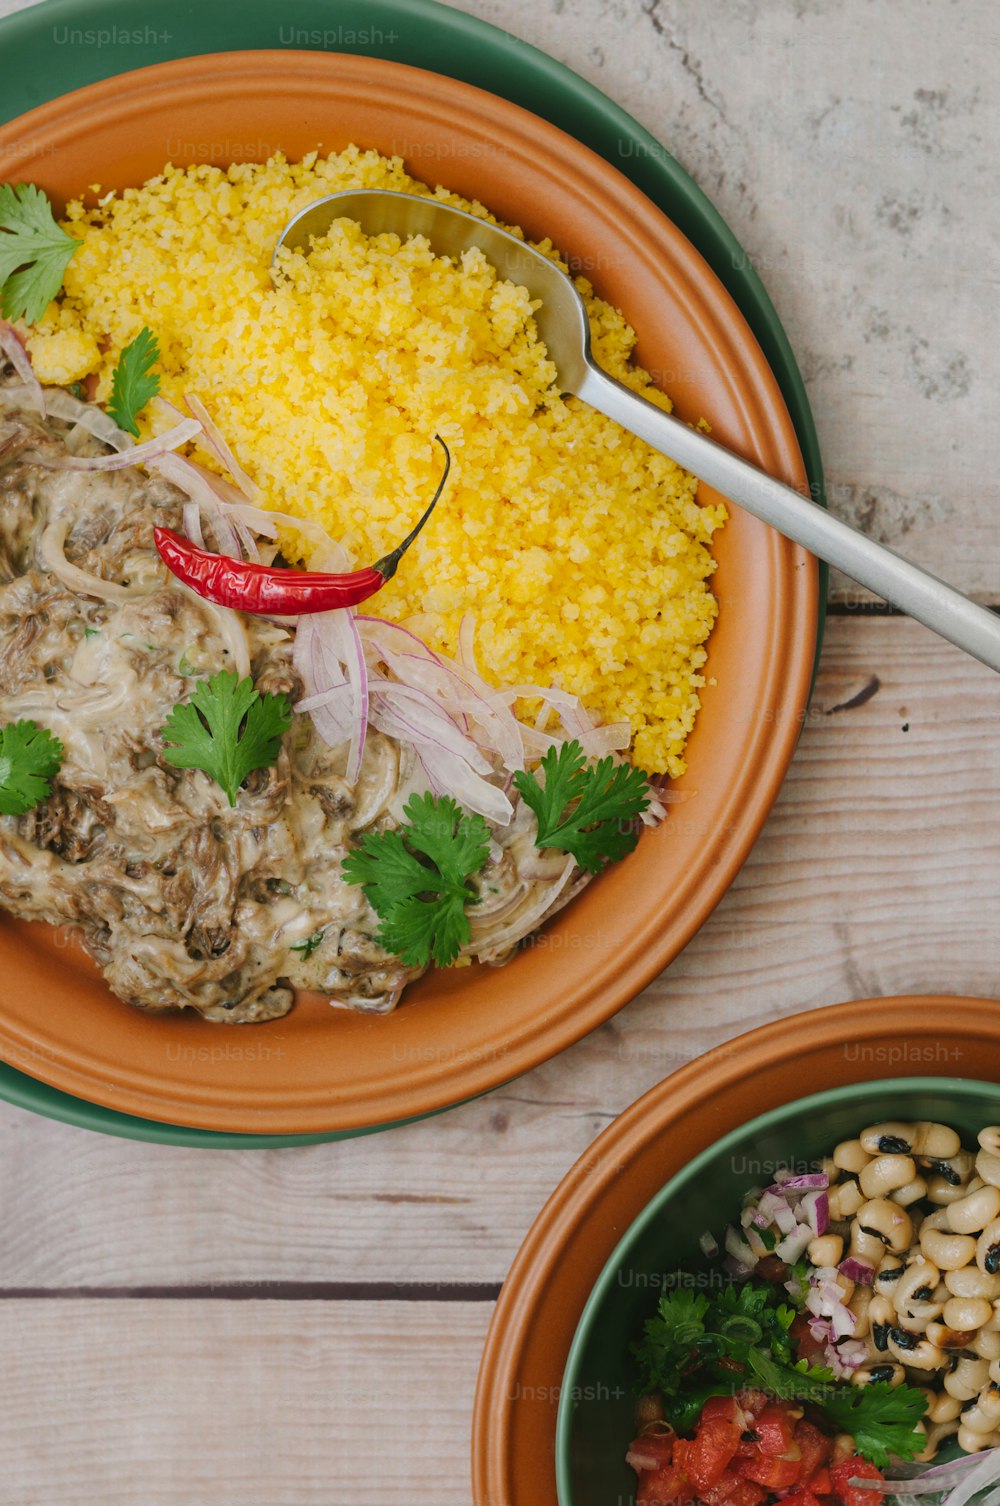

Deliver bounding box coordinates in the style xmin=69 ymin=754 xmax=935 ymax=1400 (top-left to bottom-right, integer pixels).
xmin=0 ymin=322 xmax=44 ymax=415
xmin=641 ymin=787 xmax=669 ymax=826
xmin=185 ymin=392 xmax=259 ymax=501
xmin=839 ymin=1256 xmax=875 ymax=1286
xmin=29 ymin=417 xmax=201 ymax=471
xmin=182 ymin=501 xmax=205 ymax=549
xmin=865 ymin=1451 xmax=1000 ymax=1493
xmin=699 ymin=1230 xmax=720 ymax=1258
xmin=369 ymin=681 xmax=493 ymax=773
xmin=302 ymin=609 xmax=369 ymax=782
xmin=150 ymin=451 xmax=242 ymax=559
xmin=371 ymin=645 xmax=524 ymax=770
xmin=458 ymin=613 xmax=479 ymax=673
xmin=0 ymin=385 xmax=133 ymax=450
xmin=293 ymin=616 xmax=354 ymax=750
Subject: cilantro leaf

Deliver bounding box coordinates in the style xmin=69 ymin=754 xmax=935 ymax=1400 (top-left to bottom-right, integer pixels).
xmin=342 ymin=792 xmax=490 ymax=968
xmin=0 ymin=183 xmax=80 ymax=324
xmin=513 ymin=740 xmax=651 ymax=873
xmin=821 ymin=1381 xmax=928 ymax=1468
xmin=106 ymin=327 xmax=161 ymax=438
xmin=0 ymin=720 xmax=64 ymax=815
xmin=160 ymin=670 xmax=292 ymax=805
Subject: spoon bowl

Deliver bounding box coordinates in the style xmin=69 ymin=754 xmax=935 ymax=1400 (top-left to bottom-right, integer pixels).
xmin=275 ymin=189 xmax=1000 ymax=674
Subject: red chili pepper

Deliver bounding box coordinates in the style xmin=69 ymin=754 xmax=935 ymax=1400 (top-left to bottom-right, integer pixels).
xmin=154 ymin=436 xmax=450 ymax=616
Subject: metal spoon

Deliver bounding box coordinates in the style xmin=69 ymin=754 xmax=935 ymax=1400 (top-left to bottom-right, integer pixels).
xmin=274 ymin=190 xmax=1000 ymax=673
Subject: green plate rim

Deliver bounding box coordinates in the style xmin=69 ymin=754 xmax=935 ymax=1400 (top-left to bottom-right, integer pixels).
xmin=0 ymin=0 xmax=828 ymax=1146
xmin=554 ymin=1075 xmax=992 ymax=1503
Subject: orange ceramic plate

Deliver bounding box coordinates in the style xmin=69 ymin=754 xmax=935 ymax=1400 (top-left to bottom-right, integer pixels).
xmin=0 ymin=51 xmax=816 ymax=1133
xmin=471 ymin=995 xmax=1000 ymax=1505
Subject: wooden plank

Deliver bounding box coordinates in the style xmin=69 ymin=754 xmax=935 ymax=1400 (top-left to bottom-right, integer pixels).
xmin=0 ymin=1299 xmax=490 ymax=1506
xmin=1 ymin=617 xmax=996 ymax=1289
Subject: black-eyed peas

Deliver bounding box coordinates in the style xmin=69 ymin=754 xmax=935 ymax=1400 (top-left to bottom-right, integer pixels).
xmin=824 ymin=1121 xmax=1000 ymax=1458
xmin=920 ymin=1226 xmax=978 ymax=1270
xmin=944 ymin=1266 xmax=1000 ymax=1299
xmin=944 ymin=1354 xmax=990 ymax=1400
xmin=807 ymin=1233 xmax=843 ymax=1267
xmin=850 ymin=1361 xmax=906 ymax=1388
xmin=925 ymin=1390 xmax=962 ymax=1423
xmin=916 ymin=1420 xmax=959 ymax=1460
xmin=976 ymin=1218 xmax=1000 ymax=1274
xmin=860 ymin=1122 xmax=961 ymax=1158
xmin=859 ymin=1154 xmax=916 ymax=1199
xmin=833 ymin=1138 xmax=872 ymax=1173
xmin=893 ymin=1260 xmax=944 ymax=1321
xmin=892 ymin=1175 xmax=929 ymax=1208
xmin=857 ymin=1197 xmax=913 ymax=1252
xmin=942 ymin=1295 xmax=994 ymax=1331
xmin=948 ymin=1183 xmax=1000 ymax=1234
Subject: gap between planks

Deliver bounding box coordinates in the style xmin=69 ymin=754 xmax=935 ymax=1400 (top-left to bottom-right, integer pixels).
xmin=0 ymin=1281 xmax=501 ymax=1301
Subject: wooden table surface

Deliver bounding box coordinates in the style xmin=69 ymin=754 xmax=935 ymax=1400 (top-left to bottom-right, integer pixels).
xmin=0 ymin=1 xmax=998 ymax=1502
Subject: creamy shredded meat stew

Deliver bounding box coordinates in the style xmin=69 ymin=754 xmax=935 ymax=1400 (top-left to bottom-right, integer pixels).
xmin=0 ymin=384 xmax=429 ymax=1021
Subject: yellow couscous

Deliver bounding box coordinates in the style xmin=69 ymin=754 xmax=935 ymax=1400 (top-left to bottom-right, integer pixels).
xmin=26 ymin=145 xmax=726 ymax=776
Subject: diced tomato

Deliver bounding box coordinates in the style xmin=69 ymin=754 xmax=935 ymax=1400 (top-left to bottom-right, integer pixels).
xmin=753 ymin=1404 xmax=799 ymax=1459
xmin=700 ymin=1467 xmax=741 ymax=1504
xmin=808 ymin=1466 xmax=832 ymax=1496
xmin=778 ymin=1490 xmax=824 ymax=1506
xmin=700 ymin=1397 xmax=743 ymax=1425
xmin=637 ymin=1460 xmax=696 ymax=1506
xmin=737 ymin=1453 xmax=804 ymax=1490
xmin=831 ymin=1456 xmax=886 ymax=1506
xmin=793 ymin=1419 xmax=834 ymax=1479
xmin=727 ymin=1480 xmax=767 ymax=1506
xmin=685 ymin=1401 xmax=743 ymax=1489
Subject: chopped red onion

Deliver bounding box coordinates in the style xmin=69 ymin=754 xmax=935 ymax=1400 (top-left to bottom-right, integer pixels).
xmin=774 ymin=1224 xmax=813 ymax=1263
xmin=800 ymin=1188 xmax=829 ymax=1235
xmin=838 ymin=1256 xmax=875 ymax=1286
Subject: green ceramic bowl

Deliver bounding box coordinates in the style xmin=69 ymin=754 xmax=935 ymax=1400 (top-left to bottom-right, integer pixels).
xmin=556 ymin=1078 xmax=1000 ymax=1506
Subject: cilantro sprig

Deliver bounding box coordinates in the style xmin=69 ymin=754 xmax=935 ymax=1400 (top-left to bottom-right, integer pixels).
xmin=0 ymin=719 xmax=64 ymax=816
xmin=820 ymin=1382 xmax=928 ymax=1470
xmin=633 ymin=1279 xmax=927 ymax=1465
xmin=342 ymin=792 xmax=490 ymax=968
xmin=160 ymin=670 xmax=292 ymax=806
xmin=513 ymin=740 xmax=650 ymax=873
xmin=0 ymin=183 xmax=79 ymax=324
xmin=107 ymin=327 xmax=161 ymax=438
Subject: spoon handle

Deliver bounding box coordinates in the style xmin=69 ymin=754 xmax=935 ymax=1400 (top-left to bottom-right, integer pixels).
xmin=576 ymin=362 xmax=1000 ymax=673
